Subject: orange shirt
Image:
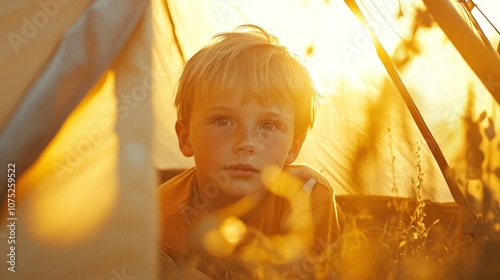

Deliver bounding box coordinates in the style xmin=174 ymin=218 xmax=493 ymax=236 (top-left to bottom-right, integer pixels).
xmin=157 ymin=163 xmax=341 ymax=277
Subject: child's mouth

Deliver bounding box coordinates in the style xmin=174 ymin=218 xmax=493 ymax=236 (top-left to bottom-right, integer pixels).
xmin=225 ymin=164 xmax=258 ymax=177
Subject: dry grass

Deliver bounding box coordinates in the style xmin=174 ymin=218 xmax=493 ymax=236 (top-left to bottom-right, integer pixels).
xmin=330 ymin=140 xmax=500 ymax=280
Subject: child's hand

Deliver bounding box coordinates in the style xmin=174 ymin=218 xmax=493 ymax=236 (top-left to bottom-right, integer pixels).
xmin=285 ymin=167 xmax=316 ymax=193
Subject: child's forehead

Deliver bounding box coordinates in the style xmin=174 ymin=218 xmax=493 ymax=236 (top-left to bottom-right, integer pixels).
xmin=195 ymin=94 xmax=295 ymax=115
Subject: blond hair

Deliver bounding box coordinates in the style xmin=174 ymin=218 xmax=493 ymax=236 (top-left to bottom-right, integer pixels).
xmin=175 ymin=25 xmax=318 ymax=141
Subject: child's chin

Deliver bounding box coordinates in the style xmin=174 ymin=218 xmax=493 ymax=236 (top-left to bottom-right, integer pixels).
xmin=221 ymin=183 xmax=265 ymax=197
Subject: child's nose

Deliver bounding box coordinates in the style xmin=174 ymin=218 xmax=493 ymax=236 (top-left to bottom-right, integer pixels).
xmin=234 ymin=128 xmax=258 ymax=155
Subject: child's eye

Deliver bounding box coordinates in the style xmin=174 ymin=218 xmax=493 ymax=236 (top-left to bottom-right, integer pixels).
xmin=260 ymin=121 xmax=278 ymax=131
xmin=214 ymin=117 xmax=233 ymax=127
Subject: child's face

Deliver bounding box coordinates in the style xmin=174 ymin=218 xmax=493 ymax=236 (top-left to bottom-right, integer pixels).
xmin=176 ymin=95 xmax=301 ymax=197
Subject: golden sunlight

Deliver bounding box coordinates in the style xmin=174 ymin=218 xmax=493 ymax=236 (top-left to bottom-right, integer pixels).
xmin=202 ymin=217 xmax=248 ymax=257
xmin=203 ymin=228 xmax=235 ymax=257
xmin=19 ymin=72 xmax=119 ymax=248
xmin=220 ymin=216 xmax=247 ymax=245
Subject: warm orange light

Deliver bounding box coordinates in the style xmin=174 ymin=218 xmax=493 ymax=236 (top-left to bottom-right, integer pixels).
xmin=220 ymin=216 xmax=247 ymax=245
xmin=18 ymin=71 xmax=119 ymax=248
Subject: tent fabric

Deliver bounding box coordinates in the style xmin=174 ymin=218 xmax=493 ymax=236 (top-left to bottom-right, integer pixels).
xmin=0 ymin=0 xmax=149 ymax=194
xmin=0 ymin=0 xmax=91 ymax=125
xmin=0 ymin=0 xmax=499 ymax=279
xmin=0 ymin=0 xmax=162 ymax=279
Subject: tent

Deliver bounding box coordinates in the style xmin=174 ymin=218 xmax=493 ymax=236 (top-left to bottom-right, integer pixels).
xmin=1 ymin=0 xmax=499 ymax=279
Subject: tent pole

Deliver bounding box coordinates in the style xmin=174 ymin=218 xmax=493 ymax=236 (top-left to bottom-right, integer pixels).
xmin=457 ymin=0 xmax=499 ymax=57
xmin=422 ymin=0 xmax=500 ymax=106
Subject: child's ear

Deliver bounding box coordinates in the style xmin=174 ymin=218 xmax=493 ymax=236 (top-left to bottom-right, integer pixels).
xmin=285 ymin=139 xmax=303 ymax=164
xmin=175 ymin=120 xmax=193 ymax=157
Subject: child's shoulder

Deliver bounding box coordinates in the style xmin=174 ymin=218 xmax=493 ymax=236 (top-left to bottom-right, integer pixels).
xmin=157 ymin=168 xmax=197 ymax=255
xmin=283 ymin=163 xmax=334 ymax=194
xmin=158 ymin=167 xmax=196 ymax=192
xmin=157 ymin=167 xmax=197 ymax=218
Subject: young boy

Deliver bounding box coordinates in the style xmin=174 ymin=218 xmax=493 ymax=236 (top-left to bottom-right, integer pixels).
xmin=157 ymin=25 xmax=342 ymax=279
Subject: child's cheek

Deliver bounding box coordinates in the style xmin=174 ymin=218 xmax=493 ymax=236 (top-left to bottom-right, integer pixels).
xmin=202 ymin=128 xmax=232 ymax=149
xmin=257 ymin=130 xmax=274 ymax=146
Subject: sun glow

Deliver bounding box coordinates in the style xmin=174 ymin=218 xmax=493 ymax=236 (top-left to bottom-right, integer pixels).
xmin=276 ymin=0 xmax=405 ymax=97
